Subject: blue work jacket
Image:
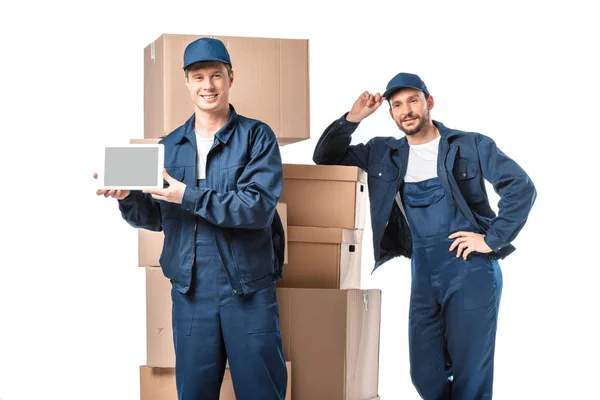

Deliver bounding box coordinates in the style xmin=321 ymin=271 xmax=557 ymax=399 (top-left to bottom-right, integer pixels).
xmin=119 ymin=106 xmax=285 ymax=295
xmin=313 ymin=114 xmax=536 ymax=272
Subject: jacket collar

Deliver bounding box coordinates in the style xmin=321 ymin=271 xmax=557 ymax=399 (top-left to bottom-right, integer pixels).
xmin=386 ymin=136 xmax=406 ymax=150
xmin=434 ymin=120 xmax=460 ymax=140
xmin=173 ymin=104 xmax=239 ymax=145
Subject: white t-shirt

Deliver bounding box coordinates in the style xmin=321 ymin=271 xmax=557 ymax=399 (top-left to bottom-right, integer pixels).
xmin=404 ymin=136 xmax=440 ymax=183
xmin=195 ymin=135 xmax=215 ymax=180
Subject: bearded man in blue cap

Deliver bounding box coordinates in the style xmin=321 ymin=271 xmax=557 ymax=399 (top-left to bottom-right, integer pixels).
xmin=313 ymin=73 xmax=536 ymax=399
xmin=96 ymin=37 xmax=287 ymax=399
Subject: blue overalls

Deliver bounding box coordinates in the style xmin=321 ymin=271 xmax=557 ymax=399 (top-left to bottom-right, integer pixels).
xmin=170 ymin=179 xmax=287 ymax=400
xmin=402 ymin=177 xmax=503 ymax=400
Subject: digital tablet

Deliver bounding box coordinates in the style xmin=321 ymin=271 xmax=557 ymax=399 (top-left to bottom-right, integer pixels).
xmin=100 ymin=144 xmax=165 ymax=190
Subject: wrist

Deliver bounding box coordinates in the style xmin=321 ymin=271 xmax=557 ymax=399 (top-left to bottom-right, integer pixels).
xmin=345 ymin=112 xmax=362 ymax=123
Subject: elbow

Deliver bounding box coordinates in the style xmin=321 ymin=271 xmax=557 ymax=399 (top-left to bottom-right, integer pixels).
xmin=312 ymin=146 xmax=325 ymax=165
xmin=231 ymin=195 xmax=278 ymax=230
xmin=256 ymin=202 xmax=278 ymax=229
xmin=506 ymin=174 xmax=537 ymax=208
xmin=312 ymin=153 xmax=323 ymax=165
xmin=313 ymin=147 xmax=338 ymax=166
xmin=526 ymin=177 xmax=537 ymax=207
xmin=312 ymin=135 xmax=337 ymax=165
xmin=236 ymin=209 xmax=274 ymax=230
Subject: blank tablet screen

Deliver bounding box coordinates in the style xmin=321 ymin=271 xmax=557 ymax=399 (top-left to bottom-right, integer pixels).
xmin=103 ymin=146 xmax=163 ymax=188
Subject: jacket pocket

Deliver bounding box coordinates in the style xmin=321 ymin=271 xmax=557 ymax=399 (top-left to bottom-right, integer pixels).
xmin=403 ymin=185 xmax=445 ymax=207
xmin=242 ymin=283 xmax=280 ymax=334
xmin=454 ymin=161 xmax=478 ymax=181
xmin=461 ymin=258 xmax=497 ymax=310
xmin=453 ymin=161 xmax=486 ymax=203
xmin=164 ymin=166 xmax=185 ymax=186
xmin=403 ymin=186 xmax=446 ymax=238
xmin=230 ymin=227 xmax=274 ymax=281
xmin=221 ymin=164 xmax=245 ymax=191
xmin=368 ymin=162 xmax=398 ymax=201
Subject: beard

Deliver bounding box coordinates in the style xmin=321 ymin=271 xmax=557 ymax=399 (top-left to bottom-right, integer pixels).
xmin=396 ymin=112 xmax=430 ymax=136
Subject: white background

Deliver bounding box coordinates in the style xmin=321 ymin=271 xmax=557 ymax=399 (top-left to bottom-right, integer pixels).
xmin=1 ymin=1 xmax=598 ymax=399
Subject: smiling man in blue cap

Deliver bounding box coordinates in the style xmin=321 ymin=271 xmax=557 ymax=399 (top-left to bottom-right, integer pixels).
xmin=313 ymin=73 xmax=536 ymax=399
xmin=96 ymin=37 xmax=287 ymax=399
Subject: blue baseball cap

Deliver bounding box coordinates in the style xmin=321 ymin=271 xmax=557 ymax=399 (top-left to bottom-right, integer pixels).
xmin=183 ymin=38 xmax=232 ymax=70
xmin=383 ymin=72 xmax=429 ymax=100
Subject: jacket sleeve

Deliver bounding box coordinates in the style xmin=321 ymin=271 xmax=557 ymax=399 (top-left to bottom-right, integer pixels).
xmin=118 ymin=191 xmax=163 ymax=231
xmin=180 ymin=127 xmax=282 ymax=230
xmin=477 ymin=134 xmax=537 ymax=252
xmin=313 ymin=113 xmax=371 ymax=171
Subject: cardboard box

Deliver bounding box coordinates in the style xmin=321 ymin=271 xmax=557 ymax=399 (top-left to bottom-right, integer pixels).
xmin=136 ymin=202 xmax=288 ymax=267
xmin=277 ymin=227 xmax=363 ymax=289
xmin=144 ymin=34 xmax=309 ymax=145
xmin=278 ymin=288 xmax=381 ymax=400
xmin=145 ymin=270 xmax=380 ymax=398
xmin=281 ymin=164 xmax=367 ymax=229
xmin=279 ymin=202 xmax=288 ymax=264
xmin=140 ymin=361 xmax=292 ymax=400
xmin=138 ymin=229 xmax=163 ymax=268
xmin=130 ymin=139 xmax=160 ymax=145
xmin=145 ymin=266 xmax=174 ymax=367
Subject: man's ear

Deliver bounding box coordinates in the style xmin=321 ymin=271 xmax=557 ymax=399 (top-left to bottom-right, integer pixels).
xmin=184 ymin=72 xmax=190 ymax=90
xmin=427 ymin=95 xmax=435 ymax=110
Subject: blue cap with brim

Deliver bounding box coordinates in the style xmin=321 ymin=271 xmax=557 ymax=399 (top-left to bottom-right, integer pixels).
xmin=383 ymin=72 xmax=429 ymax=99
xmin=183 ymin=38 xmax=232 ymax=70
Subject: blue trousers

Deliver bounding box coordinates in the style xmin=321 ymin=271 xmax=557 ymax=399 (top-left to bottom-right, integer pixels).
xmin=171 ymin=231 xmax=287 ymax=399
xmin=409 ymin=242 xmax=503 ymax=399
xmin=404 ymin=178 xmax=503 ymax=399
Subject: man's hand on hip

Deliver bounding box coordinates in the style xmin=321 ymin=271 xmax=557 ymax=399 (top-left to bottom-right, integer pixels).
xmin=143 ymin=169 xmax=186 ymax=204
xmin=448 ymin=231 xmax=493 ymax=260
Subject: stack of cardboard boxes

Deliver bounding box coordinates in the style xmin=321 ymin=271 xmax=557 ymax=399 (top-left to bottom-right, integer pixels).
xmin=277 ymin=164 xmax=381 ymax=400
xmin=134 ymin=33 xmax=380 ymax=400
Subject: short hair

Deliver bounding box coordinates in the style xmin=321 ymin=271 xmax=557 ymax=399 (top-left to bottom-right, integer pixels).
xmin=387 ymin=91 xmax=430 ymax=107
xmin=185 ymin=62 xmax=232 ymax=79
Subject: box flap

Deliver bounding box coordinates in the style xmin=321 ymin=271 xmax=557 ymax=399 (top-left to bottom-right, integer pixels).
xmin=283 ymin=164 xmax=367 ymax=183
xmin=288 ymin=226 xmax=363 ymax=244
xmin=130 ymin=138 xmax=161 ymax=144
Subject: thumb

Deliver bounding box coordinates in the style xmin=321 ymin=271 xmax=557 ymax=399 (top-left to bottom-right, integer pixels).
xmin=162 ymin=168 xmax=173 ymax=182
